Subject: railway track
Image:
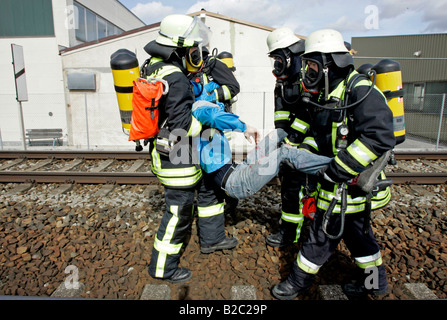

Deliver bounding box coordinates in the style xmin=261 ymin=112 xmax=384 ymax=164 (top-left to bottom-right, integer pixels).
xmin=0 ymin=151 xmax=445 ymax=301
xmin=0 ymin=150 xmax=446 ymax=185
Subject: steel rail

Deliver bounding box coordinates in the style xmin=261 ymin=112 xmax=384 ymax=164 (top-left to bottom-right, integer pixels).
xmin=0 ymin=170 xmax=446 ymax=185
xmin=386 ymin=172 xmax=447 ymax=185
xmin=0 ymin=171 xmax=157 ymax=185
xmin=0 ymin=150 xmax=151 ymax=160
xmin=1 ymin=150 xmax=447 ymax=160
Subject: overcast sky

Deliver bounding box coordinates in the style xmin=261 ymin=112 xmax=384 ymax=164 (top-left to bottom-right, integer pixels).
xmin=118 ymin=0 xmax=447 ymax=42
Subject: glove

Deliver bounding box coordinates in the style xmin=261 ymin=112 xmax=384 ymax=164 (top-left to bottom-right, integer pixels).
xmin=317 ymin=165 xmax=336 ymax=183
xmin=244 ymin=124 xmax=260 ymax=144
xmin=198 ymin=88 xmax=217 ymax=103
xmin=204 ymin=81 xmax=220 ymax=93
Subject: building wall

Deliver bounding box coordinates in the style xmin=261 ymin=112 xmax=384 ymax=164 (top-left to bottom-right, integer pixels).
xmin=61 ymin=13 xmax=278 ymax=150
xmin=352 ymin=34 xmax=447 ymax=83
xmin=352 ymin=33 xmax=447 ymax=144
xmin=0 ymin=0 xmax=144 ymax=148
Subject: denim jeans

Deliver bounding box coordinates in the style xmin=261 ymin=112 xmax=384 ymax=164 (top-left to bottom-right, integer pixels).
xmin=223 ymin=129 xmax=332 ymax=199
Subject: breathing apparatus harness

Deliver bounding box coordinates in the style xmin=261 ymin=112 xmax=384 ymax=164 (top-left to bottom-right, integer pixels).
xmin=300 ymin=57 xmax=379 ymax=240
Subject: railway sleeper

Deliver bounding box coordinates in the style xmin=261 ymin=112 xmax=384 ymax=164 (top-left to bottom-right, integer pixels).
xmin=43 ymin=282 xmax=440 ymax=300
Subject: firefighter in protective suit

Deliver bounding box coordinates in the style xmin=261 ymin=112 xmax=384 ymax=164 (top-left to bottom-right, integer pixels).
xmin=272 ymin=29 xmax=396 ymax=299
xmin=146 ymin=14 xmax=238 ymax=284
xmin=265 ymin=27 xmax=313 ymax=248
xmin=188 ymin=47 xmax=241 ymax=217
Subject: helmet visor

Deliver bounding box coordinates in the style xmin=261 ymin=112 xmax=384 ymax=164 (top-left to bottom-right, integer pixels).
xmin=159 ymin=16 xmax=212 ymax=48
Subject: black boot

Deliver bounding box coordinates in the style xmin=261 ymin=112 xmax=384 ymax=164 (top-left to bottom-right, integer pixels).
xmin=149 ymin=267 xmax=192 ymax=284
xmin=343 ymin=282 xmax=389 ymax=297
xmin=266 ymin=221 xmax=296 ymax=248
xmin=166 ymin=268 xmax=192 ymax=284
xmin=272 ymin=280 xmax=302 ymax=300
xmin=343 ymin=265 xmax=389 ymax=297
xmin=201 ymin=236 xmax=238 ymax=254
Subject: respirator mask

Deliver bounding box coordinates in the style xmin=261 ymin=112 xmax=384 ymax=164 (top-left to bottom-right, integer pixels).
xmin=269 ymin=49 xmax=291 ymax=79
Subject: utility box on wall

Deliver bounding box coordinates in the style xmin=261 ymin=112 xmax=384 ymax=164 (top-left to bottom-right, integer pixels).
xmin=67 ymin=73 xmax=96 ymax=91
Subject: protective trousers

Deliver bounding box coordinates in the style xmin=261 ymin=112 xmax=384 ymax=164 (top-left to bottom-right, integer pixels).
xmin=279 ymin=166 xmax=307 ymax=243
xmin=148 ymin=177 xmax=225 ymax=279
xmin=288 ymin=208 xmax=388 ymax=291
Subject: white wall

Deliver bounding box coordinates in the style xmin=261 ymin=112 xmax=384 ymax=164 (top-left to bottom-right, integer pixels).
xmin=61 ymin=14 xmax=278 ymax=150
xmin=0 ymin=0 xmax=145 ymax=148
xmin=0 ymin=38 xmax=67 ymax=147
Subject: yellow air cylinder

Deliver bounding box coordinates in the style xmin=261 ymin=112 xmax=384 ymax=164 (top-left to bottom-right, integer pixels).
xmin=110 ymin=49 xmax=140 ymax=135
xmin=372 ymin=59 xmax=406 ymax=145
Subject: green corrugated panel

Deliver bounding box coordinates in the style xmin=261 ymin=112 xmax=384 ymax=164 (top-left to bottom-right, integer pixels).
xmin=0 ymin=0 xmax=54 ymax=37
xmin=352 ymin=34 xmax=447 ymax=83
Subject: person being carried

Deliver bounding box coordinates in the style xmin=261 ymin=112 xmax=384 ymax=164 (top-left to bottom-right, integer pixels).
xmin=189 ymin=99 xmax=332 ymax=199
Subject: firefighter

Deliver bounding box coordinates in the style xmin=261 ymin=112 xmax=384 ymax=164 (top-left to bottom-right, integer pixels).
xmin=272 ymin=29 xmax=396 ymax=299
xmin=145 ymin=14 xmax=238 ymax=284
xmin=265 ymin=27 xmax=313 ymax=248
xmin=189 ymin=47 xmax=241 ymax=217
xmin=216 ymin=51 xmax=239 ymax=113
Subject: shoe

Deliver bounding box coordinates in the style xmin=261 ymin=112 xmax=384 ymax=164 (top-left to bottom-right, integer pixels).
xmin=343 ymin=283 xmax=389 ymax=297
xmin=166 ymin=268 xmax=192 ymax=284
xmin=201 ymin=237 xmax=238 ymax=254
xmin=272 ymin=280 xmax=302 ymax=300
xmin=266 ymin=231 xmax=293 ymax=248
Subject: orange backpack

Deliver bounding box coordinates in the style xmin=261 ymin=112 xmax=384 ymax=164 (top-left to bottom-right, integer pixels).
xmin=128 ymin=77 xmax=168 ymax=142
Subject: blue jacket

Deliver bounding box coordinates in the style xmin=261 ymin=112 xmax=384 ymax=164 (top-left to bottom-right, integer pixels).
xmin=192 ymin=100 xmax=246 ymax=173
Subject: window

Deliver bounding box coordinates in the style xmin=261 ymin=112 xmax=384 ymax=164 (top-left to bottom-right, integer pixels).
xmin=98 ymin=18 xmax=107 ymax=39
xmin=413 ymin=83 xmax=425 ymax=111
xmin=74 ymin=1 xmax=123 ymax=43
xmin=86 ymin=10 xmax=97 ymax=42
xmin=74 ymin=3 xmax=86 ymax=41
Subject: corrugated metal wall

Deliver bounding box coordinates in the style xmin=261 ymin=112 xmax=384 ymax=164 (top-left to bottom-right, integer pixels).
xmin=352 ymin=34 xmax=447 ymax=83
xmin=0 ymin=0 xmax=55 ymax=37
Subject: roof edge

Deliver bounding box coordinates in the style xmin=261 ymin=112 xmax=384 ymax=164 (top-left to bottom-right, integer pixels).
xmin=59 ymin=22 xmax=160 ymax=55
xmin=188 ymin=10 xmax=305 ymax=39
xmin=60 ymin=9 xmax=306 ymax=55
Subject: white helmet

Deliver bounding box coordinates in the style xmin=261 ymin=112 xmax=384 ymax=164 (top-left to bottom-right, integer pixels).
xmin=303 ymin=29 xmax=348 ymax=55
xmin=156 ymin=14 xmax=210 ymax=48
xmin=267 ymin=27 xmax=300 ymax=53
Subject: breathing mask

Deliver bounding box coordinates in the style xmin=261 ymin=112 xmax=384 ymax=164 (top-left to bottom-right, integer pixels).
xmin=301 ymin=53 xmax=334 ymax=102
xmin=269 ymin=49 xmax=291 ymax=79
xmin=185 ymin=45 xmax=204 ymax=72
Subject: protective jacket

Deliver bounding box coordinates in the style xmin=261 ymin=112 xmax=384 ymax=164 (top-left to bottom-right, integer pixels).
xmin=301 ymin=70 xmax=396 ymax=213
xmin=142 ymin=54 xmax=203 ymax=188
